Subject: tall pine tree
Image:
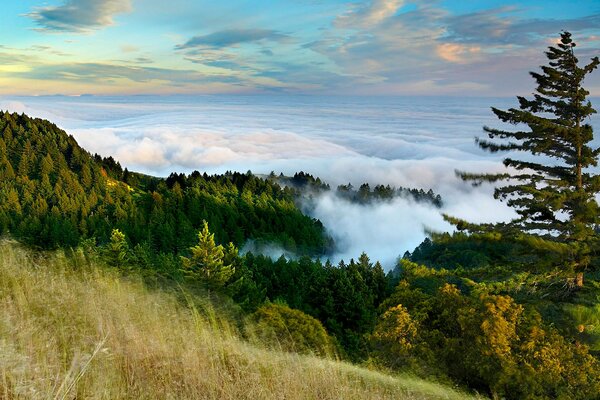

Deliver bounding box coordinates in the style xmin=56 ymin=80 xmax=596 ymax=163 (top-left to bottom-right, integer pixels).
xmin=450 ymin=32 xmax=599 ymax=286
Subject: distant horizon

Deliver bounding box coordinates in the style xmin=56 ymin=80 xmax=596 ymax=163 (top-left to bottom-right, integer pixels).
xmin=4 ymin=93 xmax=600 ymax=100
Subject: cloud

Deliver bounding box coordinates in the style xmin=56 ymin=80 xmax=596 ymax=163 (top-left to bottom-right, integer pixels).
xmin=436 ymin=43 xmax=481 ymax=63
xmin=0 ymin=51 xmax=316 ymax=95
xmin=306 ymin=186 xmax=516 ymax=268
xmin=444 ymin=10 xmax=600 ymax=46
xmin=307 ymin=3 xmax=600 ymax=95
xmin=133 ymin=57 xmax=154 ymax=64
xmin=7 ymin=1 xmax=600 ymax=95
xmin=309 ymin=193 xmax=450 ymax=267
xmin=174 ymin=29 xmax=324 ymax=92
xmin=15 ymin=61 xmax=220 ymax=85
xmin=1 ymin=0 xmax=599 ymax=96
xmin=26 ymin=0 xmax=132 ymax=32
xmin=308 ymin=3 xmax=449 ymax=88
xmin=176 ymin=29 xmax=289 ymax=49
xmin=336 ymin=0 xmax=405 ymax=28
xmin=0 ymin=51 xmax=34 ymax=65
xmin=70 ymin=126 xmax=357 ymax=172
xmin=120 ymin=44 xmax=139 ymax=53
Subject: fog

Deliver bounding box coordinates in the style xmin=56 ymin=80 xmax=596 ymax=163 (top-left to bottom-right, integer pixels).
xmin=1 ymin=95 xmax=597 ymax=268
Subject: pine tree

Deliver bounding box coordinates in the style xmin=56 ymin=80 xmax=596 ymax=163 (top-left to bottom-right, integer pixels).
xmin=451 ymin=32 xmax=599 ymax=286
xmin=180 ymin=221 xmax=235 ymax=290
xmin=106 ymin=229 xmax=131 ymax=268
xmin=17 ymin=141 xmax=33 ymax=177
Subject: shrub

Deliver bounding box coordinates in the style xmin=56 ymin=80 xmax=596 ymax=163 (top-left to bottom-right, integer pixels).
xmin=249 ymin=303 xmax=334 ymax=357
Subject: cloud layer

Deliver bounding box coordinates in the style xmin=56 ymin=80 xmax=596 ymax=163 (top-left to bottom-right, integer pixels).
xmin=4 ymin=94 xmax=581 ymax=267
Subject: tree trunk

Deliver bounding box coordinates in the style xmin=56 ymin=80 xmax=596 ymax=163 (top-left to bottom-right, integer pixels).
xmin=575 ymin=271 xmax=584 ymax=288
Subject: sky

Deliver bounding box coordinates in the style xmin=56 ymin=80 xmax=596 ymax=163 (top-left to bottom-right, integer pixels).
xmin=0 ymin=0 xmax=599 ymax=96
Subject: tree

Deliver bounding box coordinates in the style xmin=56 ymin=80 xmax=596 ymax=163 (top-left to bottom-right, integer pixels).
xmin=105 ymin=229 xmax=131 ymax=268
xmin=369 ymin=304 xmax=418 ymax=368
xmin=180 ymin=220 xmax=235 ymax=290
xmin=451 ymin=32 xmax=600 ymax=286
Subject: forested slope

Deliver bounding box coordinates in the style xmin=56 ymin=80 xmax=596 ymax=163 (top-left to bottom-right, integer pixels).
xmin=0 ymin=111 xmax=329 ymax=254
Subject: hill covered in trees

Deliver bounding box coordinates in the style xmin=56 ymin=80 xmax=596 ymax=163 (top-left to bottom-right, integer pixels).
xmin=273 ymin=171 xmax=443 ymax=207
xmin=2 ymin=104 xmax=599 ymax=399
xmin=0 ymin=111 xmax=329 ymax=254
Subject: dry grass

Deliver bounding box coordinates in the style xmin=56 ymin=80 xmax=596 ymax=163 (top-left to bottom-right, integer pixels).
xmin=0 ymin=240 xmax=480 ymax=400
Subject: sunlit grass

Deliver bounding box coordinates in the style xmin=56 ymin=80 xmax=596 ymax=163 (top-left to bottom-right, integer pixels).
xmin=0 ymin=240 xmax=481 ymax=399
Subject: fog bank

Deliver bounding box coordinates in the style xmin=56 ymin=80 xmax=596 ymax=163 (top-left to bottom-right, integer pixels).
xmin=1 ymin=95 xmax=595 ymax=268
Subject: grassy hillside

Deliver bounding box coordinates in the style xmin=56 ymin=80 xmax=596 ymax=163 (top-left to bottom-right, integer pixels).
xmin=0 ymin=240 xmax=479 ymax=400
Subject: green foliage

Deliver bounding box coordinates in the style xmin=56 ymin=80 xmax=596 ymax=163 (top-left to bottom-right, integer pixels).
xmin=180 ymin=221 xmax=235 ymax=290
xmin=244 ymin=252 xmax=391 ymax=359
xmin=563 ymin=303 xmax=600 ymax=351
xmin=249 ymin=302 xmax=335 ymax=357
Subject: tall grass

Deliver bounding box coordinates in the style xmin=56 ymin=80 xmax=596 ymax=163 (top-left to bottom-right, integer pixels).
xmin=0 ymin=240 xmax=480 ymax=399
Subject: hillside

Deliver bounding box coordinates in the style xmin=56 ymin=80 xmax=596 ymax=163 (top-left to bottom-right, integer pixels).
xmin=0 ymin=111 xmax=329 ymax=254
xmin=1 ymin=109 xmax=599 ymax=399
xmin=0 ymin=240 xmax=479 ymax=400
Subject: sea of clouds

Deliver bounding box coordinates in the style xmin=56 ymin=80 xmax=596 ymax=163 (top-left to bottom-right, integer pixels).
xmin=2 ymin=95 xmax=598 ymax=268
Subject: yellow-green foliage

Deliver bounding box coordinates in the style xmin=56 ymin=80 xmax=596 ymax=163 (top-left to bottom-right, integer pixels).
xmin=370 ymin=305 xmax=418 ymax=366
xmin=249 ymin=302 xmax=335 ymax=357
xmin=374 ymin=280 xmax=600 ymax=400
xmin=0 ymin=240 xmax=479 ymax=400
xmin=180 ymin=221 xmax=235 ymax=289
xmin=105 ymin=229 xmax=130 ymax=268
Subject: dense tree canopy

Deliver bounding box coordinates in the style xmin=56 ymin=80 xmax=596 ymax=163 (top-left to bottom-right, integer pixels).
xmin=0 ymin=111 xmax=329 ymax=255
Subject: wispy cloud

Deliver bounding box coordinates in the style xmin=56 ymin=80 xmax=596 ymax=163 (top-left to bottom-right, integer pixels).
xmin=336 ymin=0 xmax=405 ymax=28
xmin=176 ymin=29 xmax=289 ymax=49
xmin=19 ymin=62 xmax=206 ymax=84
xmin=309 ymin=3 xmax=448 ymax=88
xmin=26 ymin=0 xmax=132 ymax=32
xmin=307 ymin=2 xmax=600 ymax=95
xmin=436 ymin=43 xmax=481 ymax=63
xmin=444 ymin=9 xmax=600 ymax=46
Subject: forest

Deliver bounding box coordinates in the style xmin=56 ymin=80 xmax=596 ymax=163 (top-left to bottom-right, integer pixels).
xmin=1 ymin=32 xmax=600 ymax=399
